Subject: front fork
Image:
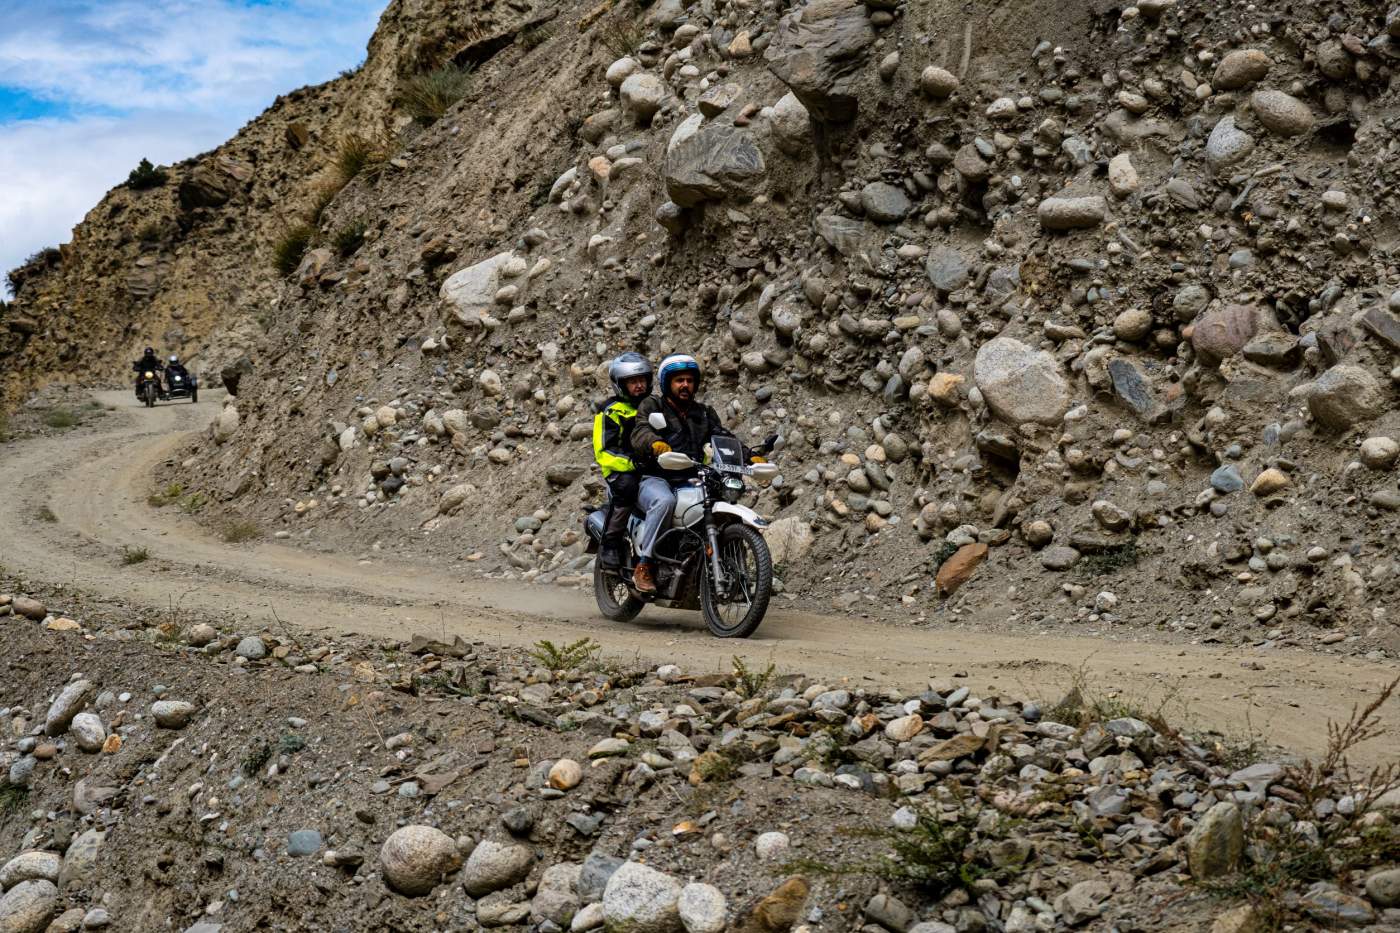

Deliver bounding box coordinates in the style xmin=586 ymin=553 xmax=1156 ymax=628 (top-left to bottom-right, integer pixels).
xmin=704 ymin=518 xmax=729 ymax=597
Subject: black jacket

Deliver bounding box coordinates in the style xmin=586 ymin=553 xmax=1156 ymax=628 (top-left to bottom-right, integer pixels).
xmin=630 ymin=395 xmax=735 ymax=478
xmin=133 ymin=355 xmax=163 ymax=375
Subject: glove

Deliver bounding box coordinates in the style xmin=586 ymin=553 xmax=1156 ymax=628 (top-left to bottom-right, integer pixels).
xmin=749 ymin=455 xmax=767 ymax=464
xmin=651 ymin=441 xmax=672 ymax=455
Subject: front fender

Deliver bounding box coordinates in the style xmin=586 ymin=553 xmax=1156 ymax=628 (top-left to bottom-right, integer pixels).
xmin=711 ymin=502 xmax=768 ymax=530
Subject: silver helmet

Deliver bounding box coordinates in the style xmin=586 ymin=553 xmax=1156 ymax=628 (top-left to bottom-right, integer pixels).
xmin=608 ymin=352 xmax=653 ymax=400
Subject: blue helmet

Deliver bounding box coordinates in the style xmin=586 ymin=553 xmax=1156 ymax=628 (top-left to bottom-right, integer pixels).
xmin=657 ymin=354 xmax=700 ymax=399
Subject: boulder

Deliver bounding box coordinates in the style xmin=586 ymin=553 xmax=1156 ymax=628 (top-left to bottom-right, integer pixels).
xmin=1306 ymin=365 xmax=1384 ymax=432
xmin=178 ymin=166 xmax=234 ymax=211
xmin=664 ymin=117 xmax=766 ymax=207
xmin=1037 ymin=196 xmax=1107 ymax=231
xmin=620 ymin=73 xmax=666 ymax=126
xmin=763 ymin=0 xmax=874 ymax=124
xmin=919 ymin=66 xmax=958 ymax=99
xmin=440 ymin=252 xmax=516 ymax=326
xmin=1185 ymin=801 xmax=1244 ymax=880
xmin=380 ymin=825 xmax=462 ymax=897
xmin=602 ymin=861 xmax=683 ymax=933
xmin=0 ymin=852 xmax=62 ymax=890
xmin=768 ymin=93 xmax=812 ymax=155
xmin=531 ymin=863 xmax=582 ymax=925
xmin=678 ymin=884 xmax=728 ymax=933
xmin=1250 ymin=90 xmax=1313 ymax=137
xmin=151 ymin=700 xmax=196 ymax=729
xmin=57 ymin=831 xmax=103 ymax=890
xmin=1206 ymin=117 xmax=1254 ymax=170
xmin=462 ymin=840 xmax=534 ymax=897
xmin=0 ymin=880 xmax=58 ymax=933
xmin=12 ymin=597 xmax=46 ymax=621
xmin=1190 ymin=304 xmax=1263 ymax=366
xmin=1213 ymin=49 xmax=1271 ymax=89
xmin=69 ymin=713 xmax=106 ymax=753
xmin=935 ymin=543 xmax=988 ymax=596
xmin=44 ymin=680 xmax=95 ymax=737
xmin=765 ymin=518 xmax=814 ymax=565
xmin=925 ymin=247 xmax=969 ymax=293
xmin=973 ymin=338 xmax=1071 ymax=426
xmin=859 ymin=183 xmax=910 ymax=223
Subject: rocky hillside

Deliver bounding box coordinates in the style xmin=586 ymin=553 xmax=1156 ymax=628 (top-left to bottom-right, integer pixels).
xmin=10 ymin=0 xmax=1400 ymax=652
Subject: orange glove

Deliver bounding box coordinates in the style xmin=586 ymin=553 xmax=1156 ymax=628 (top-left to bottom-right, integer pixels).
xmin=651 ymin=441 xmax=671 ymax=455
xmin=749 ymin=455 xmax=767 ymax=464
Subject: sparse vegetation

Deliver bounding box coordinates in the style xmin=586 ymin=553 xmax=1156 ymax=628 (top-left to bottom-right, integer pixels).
xmin=339 ymin=59 xmax=365 ymax=79
xmin=179 ymin=492 xmax=207 ymax=514
xmin=732 ymin=655 xmax=775 ymax=699
xmin=221 ymin=520 xmax=262 ymax=544
xmin=787 ymin=793 xmax=999 ymax=898
xmin=121 ymin=546 xmax=150 ymax=565
xmin=1078 ymin=540 xmax=1140 ymax=575
xmin=43 ymin=408 xmax=78 ymax=429
xmin=333 ymin=219 xmax=367 ymax=258
xmin=273 ymin=223 xmax=315 ymax=278
xmin=0 ymin=784 xmax=28 ymax=814
xmin=530 ymin=637 xmax=600 ymax=671
xmin=397 ymin=63 xmax=475 ymax=124
xmin=1202 ymin=678 xmax=1400 ymax=927
xmin=1044 ymin=661 xmax=1185 ymax=735
xmin=279 ymin=733 xmax=306 ymax=754
xmin=334 ymin=133 xmax=388 ymax=183
xmin=931 ymin=540 xmax=959 ymax=570
xmin=137 ymin=219 xmax=166 ymax=242
xmin=148 ymin=482 xmax=185 ymax=508
xmin=307 ymin=183 xmax=339 ymax=224
xmin=241 ymin=740 xmax=273 ymax=776
xmin=36 ymin=505 xmax=57 ymax=523
xmin=598 ymin=16 xmax=644 ymax=58
xmin=519 ymin=21 xmax=556 ymax=51
xmin=127 ymin=158 xmax=169 ymax=190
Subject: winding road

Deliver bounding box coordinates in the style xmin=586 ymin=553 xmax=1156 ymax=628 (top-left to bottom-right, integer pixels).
xmin=3 ymin=390 xmax=1396 ymax=765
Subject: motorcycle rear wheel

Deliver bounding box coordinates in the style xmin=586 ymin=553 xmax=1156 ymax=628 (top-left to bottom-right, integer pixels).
xmin=700 ymin=524 xmax=772 ymax=638
xmin=593 ymin=561 xmax=644 ymax=622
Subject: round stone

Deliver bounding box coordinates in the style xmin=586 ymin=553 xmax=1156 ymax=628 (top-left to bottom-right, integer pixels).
xmin=548 ymin=759 xmax=583 ymax=791
xmin=1359 ymin=437 xmax=1398 ymax=471
xmin=380 ymin=825 xmax=462 ymax=897
xmin=1113 ymin=308 xmax=1153 ymax=342
xmin=754 ymin=831 xmax=790 ymax=861
xmin=677 ymin=883 xmax=728 ymax=933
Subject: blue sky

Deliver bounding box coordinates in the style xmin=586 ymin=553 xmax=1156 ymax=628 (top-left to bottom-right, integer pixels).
xmin=0 ymin=0 xmax=389 ymax=297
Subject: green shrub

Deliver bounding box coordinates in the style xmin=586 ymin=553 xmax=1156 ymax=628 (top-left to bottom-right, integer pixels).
xmin=529 ymin=638 xmax=599 ymax=671
xmin=127 ymin=158 xmax=169 ymax=190
xmin=43 ymin=408 xmax=77 ymax=429
xmin=221 ymin=520 xmax=262 ymax=543
xmin=397 ymin=63 xmax=474 ymax=125
xmin=307 ymin=183 xmax=338 ymax=224
xmin=273 ymin=224 xmax=314 ymax=278
xmin=121 ymin=546 xmax=150 ymax=565
xmin=334 ymin=133 xmax=387 ymax=183
xmin=333 ymin=220 xmax=367 ymax=258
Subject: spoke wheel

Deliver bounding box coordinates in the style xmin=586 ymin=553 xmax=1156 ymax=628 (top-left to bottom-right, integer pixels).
xmin=700 ymin=524 xmax=772 ymax=638
xmin=593 ymin=560 xmax=644 ymax=622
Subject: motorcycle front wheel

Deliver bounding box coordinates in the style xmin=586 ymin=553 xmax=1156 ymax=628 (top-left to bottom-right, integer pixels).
xmin=143 ymin=388 xmax=155 ymax=408
xmin=700 ymin=524 xmax=772 ymax=638
xmin=593 ymin=561 xmax=644 ymax=622
xmin=191 ymin=387 xmax=198 ymax=403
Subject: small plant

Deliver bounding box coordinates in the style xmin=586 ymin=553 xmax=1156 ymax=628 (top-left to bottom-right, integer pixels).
xmin=1078 ymin=541 xmax=1140 ymax=576
xmin=0 ymin=784 xmax=28 ymax=814
xmin=397 ymin=63 xmax=475 ymax=125
xmin=43 ymin=408 xmax=77 ymax=429
xmin=148 ymin=482 xmax=184 ymax=508
xmin=334 ymin=133 xmax=387 ymax=183
xmin=137 ymin=219 xmax=166 ymax=242
xmin=127 ymin=158 xmax=169 ymax=190
xmin=35 ymin=505 xmax=57 ymax=523
xmin=221 ymin=520 xmax=262 ymax=544
xmin=1203 ymin=678 xmax=1400 ymax=926
xmin=278 ymin=733 xmax=306 ymax=754
xmin=598 ymin=16 xmax=644 ymax=59
xmin=333 ymin=220 xmax=367 ymax=258
xmin=307 ymin=183 xmax=339 ymax=224
xmin=339 ymin=59 xmax=365 ymax=79
xmin=519 ymin=21 xmax=556 ymax=51
xmin=273 ymin=223 xmax=314 ymax=278
xmin=1043 ymin=660 xmax=1184 ymax=735
xmin=932 ymin=540 xmax=959 ymax=569
xmin=787 ymin=793 xmax=996 ymax=898
xmin=529 ymin=638 xmax=600 ymax=671
xmin=179 ymin=492 xmax=207 ymax=514
xmin=121 ymin=546 xmax=150 ymax=565
xmin=732 ymin=655 xmax=775 ymax=699
xmin=241 ymin=740 xmax=273 ymax=777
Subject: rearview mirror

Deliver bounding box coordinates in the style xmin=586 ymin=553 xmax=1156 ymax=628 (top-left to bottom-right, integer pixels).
xmin=648 ymin=412 xmax=667 ymax=430
xmin=759 ymin=433 xmax=780 ymax=454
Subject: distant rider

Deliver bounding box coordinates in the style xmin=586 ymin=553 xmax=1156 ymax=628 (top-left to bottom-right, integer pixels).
xmin=164 ymin=354 xmax=191 ymax=391
xmin=132 ymin=346 xmax=163 ymax=398
xmin=627 ymin=354 xmax=764 ymax=593
xmin=592 ymin=352 xmax=653 ymax=569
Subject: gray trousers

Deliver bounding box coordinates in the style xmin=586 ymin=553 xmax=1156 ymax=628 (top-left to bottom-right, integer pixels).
xmin=635 ymin=476 xmax=677 ymax=559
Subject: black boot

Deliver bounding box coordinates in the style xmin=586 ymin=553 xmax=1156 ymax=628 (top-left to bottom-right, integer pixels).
xmin=600 ymin=537 xmax=625 ymax=569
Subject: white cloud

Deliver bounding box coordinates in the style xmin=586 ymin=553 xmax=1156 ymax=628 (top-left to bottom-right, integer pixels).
xmin=0 ymin=113 xmax=228 ymax=287
xmin=0 ymin=0 xmax=386 ymax=295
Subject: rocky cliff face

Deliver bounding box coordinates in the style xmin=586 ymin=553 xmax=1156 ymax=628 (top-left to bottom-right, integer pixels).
xmin=13 ymin=0 xmax=1400 ymax=649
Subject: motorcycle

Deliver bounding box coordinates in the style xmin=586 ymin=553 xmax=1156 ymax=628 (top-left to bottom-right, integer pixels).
xmin=136 ymin=371 xmax=161 ymax=408
xmin=164 ymin=369 xmax=198 ymax=403
xmin=585 ymin=413 xmax=780 ymax=638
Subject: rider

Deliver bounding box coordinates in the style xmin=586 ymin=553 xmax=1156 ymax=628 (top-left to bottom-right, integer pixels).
xmin=593 ymin=352 xmax=653 ymax=569
xmin=628 ymin=354 xmax=764 ymax=593
xmin=164 ymin=354 xmax=191 ymax=390
xmin=132 ymin=347 xmax=163 ymax=398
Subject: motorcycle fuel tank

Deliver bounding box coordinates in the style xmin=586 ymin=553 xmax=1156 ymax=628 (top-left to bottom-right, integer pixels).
xmin=672 ymin=485 xmax=705 ymax=526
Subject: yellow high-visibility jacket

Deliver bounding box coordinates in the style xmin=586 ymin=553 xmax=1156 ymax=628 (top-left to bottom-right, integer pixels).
xmin=593 ymin=399 xmax=638 ymax=478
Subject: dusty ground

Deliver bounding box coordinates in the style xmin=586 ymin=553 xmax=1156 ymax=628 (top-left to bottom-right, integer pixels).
xmin=2 ymin=389 xmax=1396 ymax=769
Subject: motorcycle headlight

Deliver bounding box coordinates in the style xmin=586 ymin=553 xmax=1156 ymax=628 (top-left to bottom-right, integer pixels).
xmin=144 ymin=371 xmax=154 ymax=378
xmin=722 ymin=477 xmax=744 ymax=504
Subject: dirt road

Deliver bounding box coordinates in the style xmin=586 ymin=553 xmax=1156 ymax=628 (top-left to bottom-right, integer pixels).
xmin=3 ymin=390 xmax=1396 ymax=765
